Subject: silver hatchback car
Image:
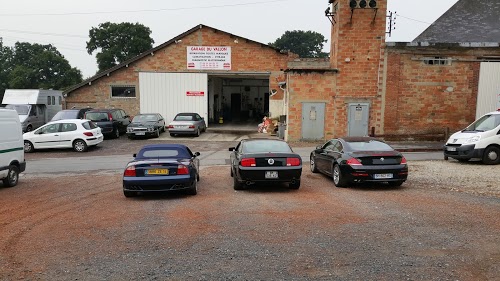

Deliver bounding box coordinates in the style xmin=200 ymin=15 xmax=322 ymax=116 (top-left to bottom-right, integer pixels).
xmin=167 ymin=113 xmax=207 ymax=137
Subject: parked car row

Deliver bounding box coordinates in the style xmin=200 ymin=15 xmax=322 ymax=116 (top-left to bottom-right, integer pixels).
xmin=121 ymin=137 xmax=410 ymax=198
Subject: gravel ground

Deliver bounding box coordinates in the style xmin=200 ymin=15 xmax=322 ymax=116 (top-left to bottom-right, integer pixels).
xmin=1 ymin=159 xmax=499 ymax=280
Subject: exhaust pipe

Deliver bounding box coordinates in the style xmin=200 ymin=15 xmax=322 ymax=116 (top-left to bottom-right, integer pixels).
xmin=290 ymin=180 xmax=296 ymax=185
xmin=246 ymin=181 xmax=252 ymax=186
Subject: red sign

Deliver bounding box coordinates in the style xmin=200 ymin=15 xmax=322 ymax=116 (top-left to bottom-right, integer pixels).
xmin=186 ymin=91 xmax=205 ymax=96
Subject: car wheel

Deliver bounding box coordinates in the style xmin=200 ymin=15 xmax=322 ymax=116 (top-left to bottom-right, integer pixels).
xmin=289 ymin=180 xmax=301 ymax=189
xmin=123 ymin=191 xmax=138 ymax=198
xmin=388 ymin=181 xmax=404 ymax=187
xmin=170 ymin=133 xmax=175 ymax=137
xmin=233 ymin=175 xmax=244 ymax=190
xmin=333 ymin=164 xmax=348 ymax=188
xmin=24 ymin=141 xmax=34 ymax=153
xmin=482 ymin=146 xmax=500 ymax=165
xmin=25 ymin=125 xmax=32 ymax=132
xmin=154 ymin=129 xmax=160 ymax=138
xmin=128 ymin=135 xmax=134 ymax=140
xmin=444 ymin=155 xmax=449 ymax=160
xmin=195 ymin=128 xmax=200 ymax=137
xmin=230 ymin=167 xmax=234 ymax=177
xmin=113 ymin=127 xmax=120 ymax=139
xmin=2 ymin=165 xmax=19 ymax=187
xmin=186 ymin=180 xmax=198 ymax=195
xmin=73 ymin=139 xmax=88 ymax=152
xmin=310 ymin=155 xmax=319 ymax=173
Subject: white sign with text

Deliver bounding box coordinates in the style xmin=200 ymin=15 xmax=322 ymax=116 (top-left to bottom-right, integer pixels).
xmin=187 ymin=46 xmax=231 ymax=70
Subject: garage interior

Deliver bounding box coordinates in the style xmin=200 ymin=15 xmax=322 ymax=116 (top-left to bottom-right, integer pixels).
xmin=207 ymin=75 xmax=270 ymax=126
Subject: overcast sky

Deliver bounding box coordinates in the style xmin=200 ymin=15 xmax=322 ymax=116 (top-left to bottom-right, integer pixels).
xmin=0 ymin=0 xmax=459 ymax=78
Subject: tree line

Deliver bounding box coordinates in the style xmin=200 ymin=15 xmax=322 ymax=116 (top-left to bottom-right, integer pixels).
xmin=0 ymin=22 xmax=328 ymax=100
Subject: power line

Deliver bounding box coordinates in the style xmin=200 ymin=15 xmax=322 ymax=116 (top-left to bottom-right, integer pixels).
xmin=0 ymin=0 xmax=291 ymax=17
xmin=396 ymin=14 xmax=432 ymax=25
xmin=1 ymin=35 xmax=86 ymax=51
xmin=0 ymin=28 xmax=87 ymax=38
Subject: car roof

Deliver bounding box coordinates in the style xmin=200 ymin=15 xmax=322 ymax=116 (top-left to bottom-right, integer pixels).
xmin=240 ymin=138 xmax=287 ymax=143
xmin=139 ymin=144 xmax=189 ymax=150
xmin=48 ymin=119 xmax=90 ymax=124
xmin=86 ymin=108 xmax=121 ymax=112
xmin=338 ymin=136 xmax=384 ymax=143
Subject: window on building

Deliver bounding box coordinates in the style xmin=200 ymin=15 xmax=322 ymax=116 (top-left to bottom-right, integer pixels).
xmin=47 ymin=96 xmax=52 ymax=105
xmin=423 ymin=57 xmax=452 ymax=65
xmin=111 ymin=86 xmax=136 ymax=98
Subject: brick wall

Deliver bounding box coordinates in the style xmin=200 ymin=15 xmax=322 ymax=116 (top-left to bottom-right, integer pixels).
xmin=383 ymin=46 xmax=490 ymax=138
xmin=66 ymin=26 xmax=291 ymax=118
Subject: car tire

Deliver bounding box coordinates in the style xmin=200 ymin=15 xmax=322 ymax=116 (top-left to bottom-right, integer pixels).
xmin=154 ymin=129 xmax=160 ymax=138
xmin=25 ymin=125 xmax=33 ymax=132
xmin=24 ymin=141 xmax=34 ymax=153
xmin=170 ymin=133 xmax=175 ymax=137
xmin=482 ymin=146 xmax=500 ymax=165
xmin=123 ymin=191 xmax=138 ymax=198
xmin=186 ymin=180 xmax=197 ymax=195
xmin=333 ymin=164 xmax=348 ymax=188
xmin=73 ymin=139 xmax=88 ymax=152
xmin=233 ymin=175 xmax=244 ymax=190
xmin=310 ymin=155 xmax=319 ymax=173
xmin=195 ymin=128 xmax=200 ymax=137
xmin=444 ymin=155 xmax=449 ymax=160
xmin=113 ymin=127 xmax=120 ymax=139
xmin=388 ymin=181 xmax=404 ymax=187
xmin=2 ymin=165 xmax=19 ymax=187
xmin=289 ymin=180 xmax=301 ymax=189
xmin=128 ymin=135 xmax=134 ymax=140
xmin=230 ymin=167 xmax=234 ymax=177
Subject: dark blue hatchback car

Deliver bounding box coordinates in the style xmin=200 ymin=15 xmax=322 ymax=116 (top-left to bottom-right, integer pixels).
xmin=122 ymin=144 xmax=200 ymax=197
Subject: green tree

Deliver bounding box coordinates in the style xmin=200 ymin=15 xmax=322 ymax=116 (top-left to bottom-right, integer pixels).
xmin=8 ymin=42 xmax=82 ymax=90
xmin=86 ymin=22 xmax=155 ymax=72
xmin=270 ymin=30 xmax=329 ymax=58
xmin=0 ymin=38 xmax=14 ymax=98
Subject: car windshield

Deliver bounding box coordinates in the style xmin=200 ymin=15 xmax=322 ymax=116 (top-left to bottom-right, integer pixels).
xmin=464 ymin=114 xmax=500 ymax=132
xmin=138 ymin=148 xmax=191 ymax=159
xmin=174 ymin=115 xmax=194 ymax=121
xmin=346 ymin=140 xmax=393 ymax=151
xmin=132 ymin=114 xmax=157 ymax=122
xmin=243 ymin=140 xmax=292 ymax=153
xmin=85 ymin=112 xmax=109 ymax=122
xmin=5 ymin=104 xmax=30 ymax=115
xmin=52 ymin=110 xmax=78 ymax=120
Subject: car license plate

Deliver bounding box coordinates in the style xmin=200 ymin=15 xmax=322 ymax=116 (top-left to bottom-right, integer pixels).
xmin=447 ymin=147 xmax=457 ymax=151
xmin=146 ymin=168 xmax=169 ymax=175
xmin=374 ymin=173 xmax=393 ymax=179
xmin=265 ymin=171 xmax=278 ymax=179
xmin=175 ymin=125 xmax=188 ymax=129
xmin=135 ymin=132 xmax=145 ymax=135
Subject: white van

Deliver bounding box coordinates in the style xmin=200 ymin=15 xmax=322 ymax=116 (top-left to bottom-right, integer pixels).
xmin=444 ymin=109 xmax=500 ymax=164
xmin=0 ymin=109 xmax=26 ymax=187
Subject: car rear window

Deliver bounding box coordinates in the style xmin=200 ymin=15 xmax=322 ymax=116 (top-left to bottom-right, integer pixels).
xmin=243 ymin=140 xmax=292 ymax=153
xmin=174 ymin=115 xmax=193 ymax=121
xmin=139 ymin=148 xmax=190 ymax=158
xmin=346 ymin=140 xmax=393 ymax=151
xmin=85 ymin=112 xmax=109 ymax=121
xmin=52 ymin=110 xmax=78 ymax=120
xmin=82 ymin=121 xmax=98 ymax=130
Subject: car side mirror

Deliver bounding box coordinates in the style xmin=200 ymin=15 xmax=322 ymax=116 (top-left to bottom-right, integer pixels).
xmin=228 ymin=147 xmax=235 ymax=151
xmin=133 ymin=153 xmax=137 ymax=157
xmin=316 ymin=145 xmax=322 ymax=150
xmin=194 ymin=152 xmax=200 ymax=157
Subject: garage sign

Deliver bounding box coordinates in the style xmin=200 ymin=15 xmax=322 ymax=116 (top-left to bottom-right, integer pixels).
xmin=187 ymin=46 xmax=231 ymax=70
xmin=186 ymin=91 xmax=205 ymax=96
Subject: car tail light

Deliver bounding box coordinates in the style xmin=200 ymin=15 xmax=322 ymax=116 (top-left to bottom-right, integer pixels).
xmin=124 ymin=166 xmax=136 ymax=177
xmin=401 ymin=156 xmax=407 ymax=165
xmin=286 ymin=157 xmax=300 ymax=166
xmin=351 ymin=172 xmax=369 ymax=177
xmin=108 ymin=112 xmax=113 ymax=122
xmin=168 ymin=125 xmax=174 ymax=129
xmin=346 ymin=158 xmax=362 ymax=166
xmin=189 ymin=125 xmax=195 ymax=129
xmin=241 ymin=158 xmax=256 ymax=167
xmin=177 ymin=165 xmax=189 ymax=175
xmin=83 ymin=132 xmax=94 ymax=137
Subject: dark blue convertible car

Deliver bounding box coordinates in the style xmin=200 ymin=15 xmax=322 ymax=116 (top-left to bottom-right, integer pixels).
xmin=122 ymin=144 xmax=200 ymax=197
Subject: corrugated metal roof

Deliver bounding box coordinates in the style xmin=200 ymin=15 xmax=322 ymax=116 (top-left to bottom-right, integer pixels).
xmin=414 ymin=0 xmax=500 ymax=43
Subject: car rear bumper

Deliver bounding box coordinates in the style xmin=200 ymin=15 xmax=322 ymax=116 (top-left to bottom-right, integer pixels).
xmin=236 ymin=166 xmax=302 ymax=184
xmin=341 ymin=164 xmax=408 ymax=183
xmin=123 ymin=175 xmax=195 ymax=192
xmin=168 ymin=129 xmax=197 ymax=134
xmin=443 ymin=144 xmax=483 ymax=159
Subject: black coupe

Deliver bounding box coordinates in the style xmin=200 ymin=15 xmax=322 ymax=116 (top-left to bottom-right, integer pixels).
xmin=310 ymin=137 xmax=408 ymax=187
xmin=229 ymin=139 xmax=302 ymax=190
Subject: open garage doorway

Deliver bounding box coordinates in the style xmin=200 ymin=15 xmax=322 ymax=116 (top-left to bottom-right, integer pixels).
xmin=208 ymin=75 xmax=270 ymax=126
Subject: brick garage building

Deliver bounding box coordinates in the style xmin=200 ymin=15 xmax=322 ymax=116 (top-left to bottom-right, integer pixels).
xmin=64 ymin=25 xmax=295 ymax=125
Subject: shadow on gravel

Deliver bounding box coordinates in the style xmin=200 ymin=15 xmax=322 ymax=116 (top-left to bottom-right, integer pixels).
xmin=239 ymin=183 xmax=299 ymax=193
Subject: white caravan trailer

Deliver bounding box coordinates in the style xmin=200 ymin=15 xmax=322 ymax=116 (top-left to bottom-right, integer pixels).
xmin=2 ymin=89 xmax=63 ymax=132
